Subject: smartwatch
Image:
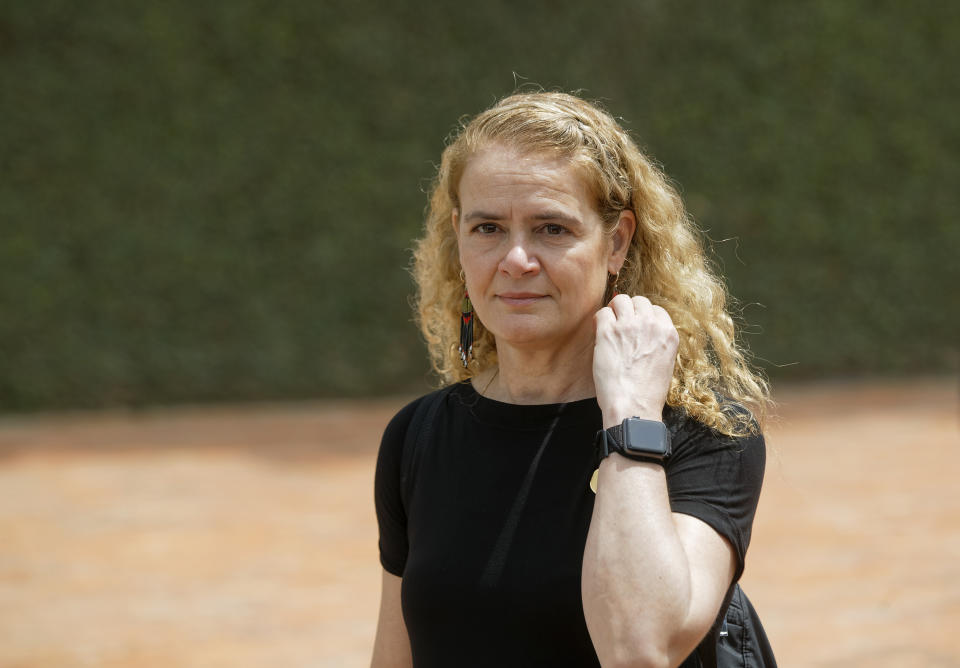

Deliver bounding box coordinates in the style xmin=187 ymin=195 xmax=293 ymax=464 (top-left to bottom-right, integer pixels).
xmin=595 ymin=417 xmax=671 ymax=466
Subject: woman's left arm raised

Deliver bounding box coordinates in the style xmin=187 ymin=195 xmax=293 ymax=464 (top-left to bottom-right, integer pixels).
xmin=583 ymin=294 xmax=736 ymax=668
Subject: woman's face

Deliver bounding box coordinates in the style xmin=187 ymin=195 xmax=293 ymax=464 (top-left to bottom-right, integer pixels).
xmin=454 ymin=144 xmax=634 ymax=353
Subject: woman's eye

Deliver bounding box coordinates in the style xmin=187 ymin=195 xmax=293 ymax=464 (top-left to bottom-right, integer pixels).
xmin=475 ymin=223 xmax=499 ymax=234
xmin=543 ymin=224 xmax=565 ymax=235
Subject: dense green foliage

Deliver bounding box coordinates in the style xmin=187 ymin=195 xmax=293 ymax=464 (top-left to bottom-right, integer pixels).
xmin=2 ymin=1 xmax=957 ymax=411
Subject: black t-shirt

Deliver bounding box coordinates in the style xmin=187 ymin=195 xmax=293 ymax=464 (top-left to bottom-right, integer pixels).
xmin=375 ymin=382 xmax=765 ymax=667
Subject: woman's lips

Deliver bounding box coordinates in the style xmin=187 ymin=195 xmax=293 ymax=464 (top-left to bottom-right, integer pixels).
xmin=497 ymin=292 xmax=545 ymax=306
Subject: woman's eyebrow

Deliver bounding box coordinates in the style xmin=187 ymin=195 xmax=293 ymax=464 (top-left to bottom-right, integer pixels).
xmin=463 ymin=210 xmax=505 ymax=222
xmin=530 ymin=211 xmax=581 ymax=225
xmin=462 ymin=210 xmax=582 ymax=224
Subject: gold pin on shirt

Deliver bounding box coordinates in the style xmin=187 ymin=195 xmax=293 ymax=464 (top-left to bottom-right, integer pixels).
xmin=589 ymin=468 xmax=599 ymax=494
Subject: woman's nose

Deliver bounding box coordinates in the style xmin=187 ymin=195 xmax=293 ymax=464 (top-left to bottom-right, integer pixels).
xmin=499 ymin=240 xmax=540 ymax=277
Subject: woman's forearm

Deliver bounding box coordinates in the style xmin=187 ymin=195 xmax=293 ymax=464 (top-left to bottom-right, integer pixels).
xmin=586 ymin=295 xmax=731 ymax=666
xmin=581 ymin=453 xmax=696 ymax=668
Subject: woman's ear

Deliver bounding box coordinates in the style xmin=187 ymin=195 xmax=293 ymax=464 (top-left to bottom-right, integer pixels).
xmin=608 ymin=209 xmax=637 ymax=274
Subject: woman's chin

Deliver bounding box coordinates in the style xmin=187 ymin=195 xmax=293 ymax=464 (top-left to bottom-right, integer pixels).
xmin=486 ymin=322 xmax=550 ymax=347
xmin=487 ymin=319 xmax=584 ymax=351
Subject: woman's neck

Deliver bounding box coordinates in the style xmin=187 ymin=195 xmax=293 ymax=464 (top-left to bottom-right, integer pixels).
xmin=473 ymin=335 xmax=597 ymax=405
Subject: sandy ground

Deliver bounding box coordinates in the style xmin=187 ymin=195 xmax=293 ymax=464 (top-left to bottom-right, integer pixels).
xmin=0 ymin=378 xmax=956 ymax=667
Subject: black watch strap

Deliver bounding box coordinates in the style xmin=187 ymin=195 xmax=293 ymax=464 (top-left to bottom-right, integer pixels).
xmin=595 ymin=418 xmax=670 ymax=467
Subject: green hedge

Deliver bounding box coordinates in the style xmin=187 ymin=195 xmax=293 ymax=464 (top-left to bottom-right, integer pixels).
xmin=1 ymin=0 xmax=957 ymax=411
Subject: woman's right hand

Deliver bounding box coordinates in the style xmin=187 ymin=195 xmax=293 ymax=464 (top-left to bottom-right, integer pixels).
xmin=592 ymin=294 xmax=679 ymax=429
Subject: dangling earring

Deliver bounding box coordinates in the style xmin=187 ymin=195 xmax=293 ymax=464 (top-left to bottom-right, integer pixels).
xmin=606 ymin=271 xmax=621 ymax=303
xmin=459 ymin=288 xmax=474 ymax=368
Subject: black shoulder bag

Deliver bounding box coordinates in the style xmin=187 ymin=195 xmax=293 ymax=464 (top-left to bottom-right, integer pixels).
xmin=708 ymin=583 xmax=777 ymax=668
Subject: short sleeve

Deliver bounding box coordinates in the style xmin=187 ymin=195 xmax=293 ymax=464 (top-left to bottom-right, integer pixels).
xmin=373 ymin=397 xmax=421 ymax=576
xmin=665 ymin=412 xmax=766 ymax=583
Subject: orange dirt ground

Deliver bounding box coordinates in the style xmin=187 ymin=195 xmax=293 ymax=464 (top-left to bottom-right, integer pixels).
xmin=0 ymin=378 xmax=957 ymax=667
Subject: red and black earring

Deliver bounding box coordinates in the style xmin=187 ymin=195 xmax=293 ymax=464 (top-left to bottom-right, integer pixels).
xmin=459 ymin=289 xmax=474 ymax=368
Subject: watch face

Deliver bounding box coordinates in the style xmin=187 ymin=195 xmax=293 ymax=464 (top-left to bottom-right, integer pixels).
xmin=623 ymin=418 xmax=670 ymax=458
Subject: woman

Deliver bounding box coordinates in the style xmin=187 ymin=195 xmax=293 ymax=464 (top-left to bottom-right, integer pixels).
xmin=372 ymin=92 xmax=772 ymax=667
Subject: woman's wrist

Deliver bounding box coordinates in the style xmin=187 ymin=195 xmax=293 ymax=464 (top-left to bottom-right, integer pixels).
xmin=601 ymin=399 xmax=664 ymax=429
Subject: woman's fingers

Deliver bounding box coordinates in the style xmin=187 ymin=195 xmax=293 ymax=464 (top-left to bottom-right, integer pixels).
xmin=609 ymin=294 xmax=666 ymax=327
xmin=601 ymin=293 xmax=676 ymax=343
xmin=610 ymin=293 xmax=660 ymax=319
xmin=608 ymin=293 xmax=634 ymax=318
xmin=595 ymin=305 xmax=616 ymax=331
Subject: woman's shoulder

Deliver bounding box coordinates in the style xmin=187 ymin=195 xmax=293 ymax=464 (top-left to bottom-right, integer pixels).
xmin=381 ymin=385 xmax=458 ymax=450
xmin=663 ymin=397 xmax=765 ymax=458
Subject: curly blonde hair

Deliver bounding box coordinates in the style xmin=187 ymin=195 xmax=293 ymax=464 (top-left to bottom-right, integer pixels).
xmin=412 ymin=92 xmax=770 ymax=436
